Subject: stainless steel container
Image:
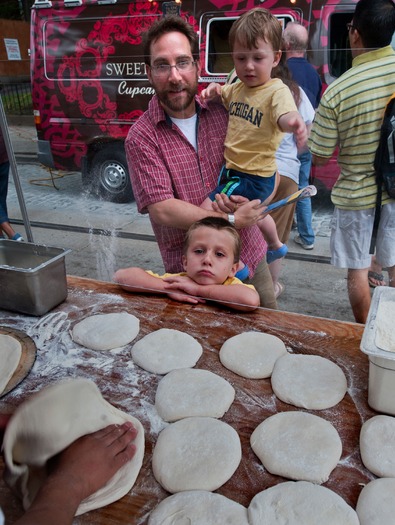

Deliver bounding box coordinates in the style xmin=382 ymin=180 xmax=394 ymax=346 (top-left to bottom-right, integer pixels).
xmin=0 ymin=240 xmax=70 ymax=316
xmin=361 ymin=287 xmax=395 ymax=415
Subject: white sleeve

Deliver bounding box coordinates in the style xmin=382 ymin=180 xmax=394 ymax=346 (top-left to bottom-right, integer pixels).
xmin=298 ymin=88 xmax=315 ymax=125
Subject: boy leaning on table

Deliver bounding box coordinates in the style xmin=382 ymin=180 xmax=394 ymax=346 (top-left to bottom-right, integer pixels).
xmin=114 ymin=217 xmax=260 ymax=312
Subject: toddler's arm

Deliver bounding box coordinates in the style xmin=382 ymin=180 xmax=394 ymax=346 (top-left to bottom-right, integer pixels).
xmin=278 ymin=111 xmax=308 ymax=151
xmin=200 ymin=82 xmax=223 ymax=104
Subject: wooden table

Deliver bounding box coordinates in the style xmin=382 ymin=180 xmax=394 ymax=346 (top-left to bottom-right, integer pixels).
xmin=0 ymin=276 xmax=375 ymax=524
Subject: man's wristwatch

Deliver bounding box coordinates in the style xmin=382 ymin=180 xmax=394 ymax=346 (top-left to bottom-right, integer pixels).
xmin=227 ymin=214 xmax=236 ymax=225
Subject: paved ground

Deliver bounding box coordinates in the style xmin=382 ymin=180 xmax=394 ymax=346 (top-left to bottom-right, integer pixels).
xmin=4 ymin=122 xmax=359 ymax=323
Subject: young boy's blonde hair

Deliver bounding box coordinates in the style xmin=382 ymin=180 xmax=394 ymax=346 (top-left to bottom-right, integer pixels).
xmin=229 ymin=8 xmax=282 ymax=52
xmin=183 ymin=217 xmax=241 ymax=264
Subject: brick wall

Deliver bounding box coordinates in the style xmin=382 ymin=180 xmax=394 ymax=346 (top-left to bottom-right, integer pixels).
xmin=0 ymin=19 xmax=30 ymax=81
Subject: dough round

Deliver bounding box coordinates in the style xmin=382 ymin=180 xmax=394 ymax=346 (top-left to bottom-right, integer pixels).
xmin=155 ymin=368 xmax=235 ymax=422
xmin=248 ymin=481 xmax=359 ymax=525
xmin=0 ymin=334 xmax=22 ymax=395
xmin=131 ymin=328 xmax=202 ymax=374
xmin=219 ymin=331 xmax=287 ymax=379
xmin=360 ymin=415 xmax=395 ymax=477
xmin=152 ymin=416 xmax=241 ymax=493
xmin=356 ymin=478 xmax=395 ymax=525
xmin=71 ymin=312 xmax=139 ymax=350
xmin=149 ymin=490 xmax=249 ymax=525
xmin=250 ymin=411 xmax=342 ymax=484
xmin=271 ymin=353 xmax=347 ymax=410
xmin=3 ymin=378 xmax=144 ymax=516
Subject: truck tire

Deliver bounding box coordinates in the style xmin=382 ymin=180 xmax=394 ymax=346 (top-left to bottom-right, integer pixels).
xmin=88 ymin=145 xmax=134 ymax=203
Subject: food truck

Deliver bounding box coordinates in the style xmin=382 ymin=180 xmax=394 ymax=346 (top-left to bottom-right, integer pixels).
xmin=30 ymin=0 xmax=358 ymax=202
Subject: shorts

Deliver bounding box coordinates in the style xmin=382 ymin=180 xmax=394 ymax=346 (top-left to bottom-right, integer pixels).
xmin=270 ymin=175 xmax=298 ymax=244
xmin=330 ymin=202 xmax=395 ymax=269
xmin=208 ymin=166 xmax=276 ymax=203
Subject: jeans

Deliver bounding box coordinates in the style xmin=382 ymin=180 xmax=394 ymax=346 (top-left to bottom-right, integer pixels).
xmin=0 ymin=161 xmax=10 ymax=224
xmin=296 ymin=151 xmax=315 ymax=245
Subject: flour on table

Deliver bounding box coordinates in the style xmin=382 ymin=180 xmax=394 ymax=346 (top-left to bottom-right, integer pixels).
xmin=250 ymin=412 xmax=342 ymax=484
xmin=155 ymin=368 xmax=235 ymax=422
xmin=356 ymin=478 xmax=395 ymax=525
xmin=3 ymin=378 xmax=145 ymax=516
xmin=152 ymin=416 xmax=241 ymax=493
xmin=71 ymin=312 xmax=140 ymax=351
xmin=131 ymin=328 xmax=202 ymax=374
xmin=248 ymin=481 xmax=359 ymax=525
xmin=271 ymin=353 xmax=347 ymax=410
xmin=0 ymin=334 xmax=22 ymax=395
xmin=148 ymin=490 xmax=249 ymax=525
xmin=219 ymin=331 xmax=287 ymax=379
xmin=360 ymin=415 xmax=395 ymax=477
xmin=375 ymin=300 xmax=395 ymax=352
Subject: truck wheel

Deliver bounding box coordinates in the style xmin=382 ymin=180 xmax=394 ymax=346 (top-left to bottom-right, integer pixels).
xmin=88 ymin=145 xmax=134 ymax=203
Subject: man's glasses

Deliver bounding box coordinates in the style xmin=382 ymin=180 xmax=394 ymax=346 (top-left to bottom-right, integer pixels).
xmin=150 ymin=59 xmax=196 ymax=78
xmin=347 ymin=23 xmax=356 ymax=32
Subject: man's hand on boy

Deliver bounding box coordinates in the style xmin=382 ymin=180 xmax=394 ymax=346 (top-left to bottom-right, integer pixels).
xmin=212 ymin=194 xmax=268 ymax=227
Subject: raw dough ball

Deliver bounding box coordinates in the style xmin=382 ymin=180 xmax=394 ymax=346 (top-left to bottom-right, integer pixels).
xmin=152 ymin=417 xmax=241 ymax=493
xmin=3 ymin=378 xmax=144 ymax=516
xmin=360 ymin=415 xmax=395 ymax=477
xmin=0 ymin=334 xmax=22 ymax=394
xmin=219 ymin=331 xmax=287 ymax=378
xmin=356 ymin=478 xmax=395 ymax=525
xmin=248 ymin=481 xmax=359 ymax=525
xmin=131 ymin=328 xmax=202 ymax=374
xmin=149 ymin=490 xmax=249 ymax=525
xmin=271 ymin=353 xmax=347 ymax=410
xmin=71 ymin=312 xmax=139 ymax=350
xmin=375 ymin=299 xmax=395 ymax=352
xmin=155 ymin=368 xmax=235 ymax=422
xmin=250 ymin=411 xmax=342 ymax=484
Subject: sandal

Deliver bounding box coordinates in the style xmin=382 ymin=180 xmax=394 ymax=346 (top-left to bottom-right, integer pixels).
xmin=368 ymin=271 xmax=387 ymax=288
xmin=274 ymin=281 xmax=285 ymax=299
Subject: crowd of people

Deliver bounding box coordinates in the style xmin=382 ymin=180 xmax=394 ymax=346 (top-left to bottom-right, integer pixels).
xmin=1 ymin=1 xmax=395 ymax=519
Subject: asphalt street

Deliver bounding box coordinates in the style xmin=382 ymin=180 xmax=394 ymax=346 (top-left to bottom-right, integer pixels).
xmin=5 ymin=121 xmax=358 ymax=323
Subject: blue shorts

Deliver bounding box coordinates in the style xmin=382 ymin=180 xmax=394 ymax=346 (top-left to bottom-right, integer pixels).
xmin=208 ymin=166 xmax=276 ymax=202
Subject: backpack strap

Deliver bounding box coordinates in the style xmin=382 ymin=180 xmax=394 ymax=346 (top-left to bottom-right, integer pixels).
xmin=369 ymin=93 xmax=395 ymax=254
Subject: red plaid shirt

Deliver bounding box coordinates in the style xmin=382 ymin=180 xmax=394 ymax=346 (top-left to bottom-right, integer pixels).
xmin=126 ymin=96 xmax=266 ymax=274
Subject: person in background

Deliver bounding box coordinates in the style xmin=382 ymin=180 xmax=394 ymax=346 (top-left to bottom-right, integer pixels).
xmin=0 ymin=416 xmax=138 ymax=525
xmin=201 ymin=9 xmax=307 ymax=274
xmin=269 ymin=55 xmax=315 ymax=298
xmin=0 ymin=128 xmax=24 ymax=241
xmin=114 ymin=217 xmax=260 ymax=311
xmin=126 ymin=15 xmax=277 ymax=309
xmin=309 ymin=0 xmax=395 ymax=323
xmin=283 ymin=21 xmax=322 ymax=251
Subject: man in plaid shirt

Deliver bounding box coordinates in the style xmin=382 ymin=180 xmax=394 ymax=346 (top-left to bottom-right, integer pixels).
xmin=126 ymin=16 xmax=276 ymax=309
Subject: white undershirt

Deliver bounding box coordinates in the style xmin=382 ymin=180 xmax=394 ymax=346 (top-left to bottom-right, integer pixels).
xmin=170 ymin=114 xmax=198 ymax=150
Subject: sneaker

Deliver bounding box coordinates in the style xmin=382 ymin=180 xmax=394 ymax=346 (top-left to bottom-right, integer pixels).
xmin=11 ymin=233 xmax=25 ymax=242
xmin=294 ymin=234 xmax=314 ymax=250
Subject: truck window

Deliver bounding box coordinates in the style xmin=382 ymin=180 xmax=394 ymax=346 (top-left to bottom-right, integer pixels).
xmin=328 ymin=13 xmax=353 ymax=79
xmin=206 ymin=14 xmax=295 ymax=76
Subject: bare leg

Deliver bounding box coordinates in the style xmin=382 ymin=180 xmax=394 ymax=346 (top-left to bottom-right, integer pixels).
xmin=258 ymin=214 xmax=283 ymax=251
xmin=268 ymin=258 xmax=285 ymax=298
xmin=347 ymin=268 xmax=371 ymax=324
xmin=0 ymin=221 xmax=16 ymax=239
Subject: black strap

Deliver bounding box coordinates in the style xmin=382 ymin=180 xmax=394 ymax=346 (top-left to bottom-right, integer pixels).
xmin=369 ymin=174 xmax=382 ymax=254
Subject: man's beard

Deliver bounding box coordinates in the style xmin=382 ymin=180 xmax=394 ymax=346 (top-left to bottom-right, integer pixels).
xmin=156 ymin=80 xmax=197 ymax=115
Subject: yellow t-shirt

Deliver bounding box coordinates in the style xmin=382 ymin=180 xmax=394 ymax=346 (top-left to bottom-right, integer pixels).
xmin=221 ymin=78 xmax=297 ymax=177
xmin=146 ymin=271 xmax=256 ymax=290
